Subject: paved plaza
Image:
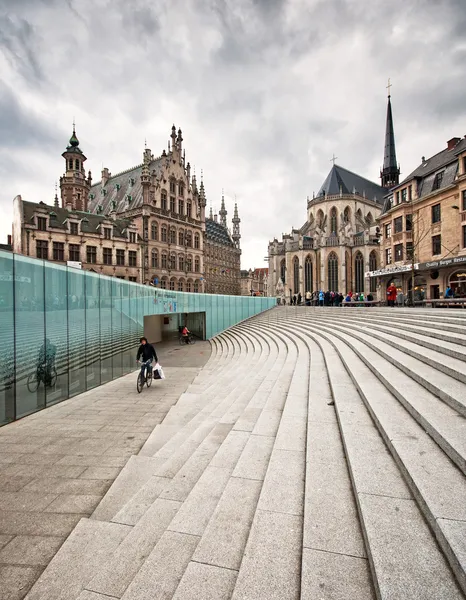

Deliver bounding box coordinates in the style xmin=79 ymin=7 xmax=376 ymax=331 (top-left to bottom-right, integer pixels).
xmin=1 ymin=308 xmax=465 ymax=599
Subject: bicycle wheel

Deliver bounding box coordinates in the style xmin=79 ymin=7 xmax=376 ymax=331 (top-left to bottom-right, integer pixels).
xmin=136 ymin=371 xmax=144 ymax=393
xmin=146 ymin=370 xmax=153 ymax=387
xmin=178 ymin=336 xmax=185 ymax=345
xmin=189 ymin=335 xmax=196 ymax=345
xmin=27 ymin=371 xmax=40 ymax=393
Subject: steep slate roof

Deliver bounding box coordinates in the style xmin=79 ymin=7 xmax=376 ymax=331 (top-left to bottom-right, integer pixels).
xmin=23 ymin=201 xmax=136 ymax=240
xmin=206 ymin=218 xmax=235 ymax=247
xmin=316 ymin=165 xmax=386 ymax=204
xmin=400 ymin=137 xmax=466 ymax=197
xmin=88 ymin=156 xmax=165 ymax=215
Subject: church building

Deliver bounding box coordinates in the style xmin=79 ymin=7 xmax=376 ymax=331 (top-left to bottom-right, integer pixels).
xmin=268 ymin=94 xmax=399 ymax=300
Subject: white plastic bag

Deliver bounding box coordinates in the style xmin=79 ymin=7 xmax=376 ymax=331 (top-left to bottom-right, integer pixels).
xmin=155 ymin=363 xmax=166 ymax=380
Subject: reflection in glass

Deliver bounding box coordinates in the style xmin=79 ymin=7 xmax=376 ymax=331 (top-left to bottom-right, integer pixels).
xmin=0 ymin=250 xmax=274 ymax=425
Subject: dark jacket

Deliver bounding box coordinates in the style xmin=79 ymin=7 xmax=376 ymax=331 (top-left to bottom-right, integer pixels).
xmin=136 ymin=343 xmax=158 ymax=363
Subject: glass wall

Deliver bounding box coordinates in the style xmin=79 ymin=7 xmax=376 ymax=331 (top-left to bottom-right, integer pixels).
xmin=0 ymin=250 xmax=274 ymax=425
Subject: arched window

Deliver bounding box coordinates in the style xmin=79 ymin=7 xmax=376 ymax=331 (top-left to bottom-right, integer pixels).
xmin=194 ymin=279 xmax=200 ymax=293
xmin=305 ymin=256 xmax=313 ymax=292
xmin=328 ymin=252 xmax=338 ymax=292
xmin=317 ymin=209 xmax=324 ymax=228
xmin=75 ymin=159 xmax=80 ymax=170
xmin=161 ymin=190 xmax=167 ymax=210
xmin=161 ymin=225 xmax=167 ymax=242
xmin=186 ymin=279 xmax=192 ymax=292
xmin=366 ymin=212 xmax=373 ymax=226
xmin=151 ymin=222 xmax=158 ymax=240
xmin=178 ymin=230 xmax=184 ymax=246
xmin=185 ymin=231 xmax=192 ymax=247
xmin=354 ymin=252 xmax=364 ymax=293
xmin=169 ymin=277 xmax=176 ymax=291
xmin=369 ymin=251 xmax=377 ymax=293
xmin=169 ymin=253 xmax=176 ymax=269
xmin=160 ymin=276 xmax=168 ymax=289
xmin=179 ymin=254 xmax=184 ymax=271
xmin=151 ymin=249 xmax=158 ymax=268
xmin=330 ymin=207 xmax=337 ymax=234
xmin=194 ymin=233 xmax=200 ymax=249
xmin=293 ymin=256 xmax=299 ymax=293
xmin=345 ymin=251 xmax=351 ymax=293
xmin=355 ymin=208 xmax=363 ymax=232
xmin=68 ymin=159 xmax=73 ymax=170
xmin=178 ymin=280 xmax=184 ymax=292
xmin=280 ymin=259 xmax=286 ymax=284
xmin=169 ymin=227 xmax=176 ymax=244
xmin=186 ymin=201 xmax=192 ymax=218
xmin=186 ymin=255 xmax=193 ymax=271
xmin=344 ymin=206 xmax=351 ymax=224
xmin=194 ymin=256 xmax=200 ymax=272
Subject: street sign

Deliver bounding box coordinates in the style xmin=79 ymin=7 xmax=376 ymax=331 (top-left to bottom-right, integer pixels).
xmin=67 ymin=261 xmax=82 ymax=270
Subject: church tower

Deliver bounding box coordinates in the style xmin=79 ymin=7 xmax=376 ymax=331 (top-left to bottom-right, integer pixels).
xmin=232 ymin=203 xmax=241 ymax=248
xmin=60 ymin=124 xmax=92 ymax=211
xmin=380 ymin=83 xmax=400 ymax=189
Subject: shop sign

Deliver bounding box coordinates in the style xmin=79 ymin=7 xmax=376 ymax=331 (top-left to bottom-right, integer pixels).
xmin=417 ymin=255 xmax=466 ymax=271
xmin=365 ymin=263 xmax=418 ymax=278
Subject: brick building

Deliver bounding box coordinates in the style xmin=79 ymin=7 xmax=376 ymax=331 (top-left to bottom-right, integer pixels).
xmin=240 ymin=268 xmax=269 ymax=296
xmin=12 ymin=125 xmax=212 ymax=291
xmin=373 ymin=136 xmax=466 ymax=301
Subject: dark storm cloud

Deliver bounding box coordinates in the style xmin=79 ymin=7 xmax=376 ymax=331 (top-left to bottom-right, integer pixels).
xmin=0 ymin=0 xmax=465 ymax=266
xmin=0 ymin=14 xmax=44 ymax=83
xmin=0 ymin=82 xmax=60 ymax=148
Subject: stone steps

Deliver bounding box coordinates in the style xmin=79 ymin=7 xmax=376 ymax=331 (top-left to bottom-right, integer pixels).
xmin=255 ymin=308 xmax=466 ymax=597
xmin=24 ymin=307 xmax=466 ymax=600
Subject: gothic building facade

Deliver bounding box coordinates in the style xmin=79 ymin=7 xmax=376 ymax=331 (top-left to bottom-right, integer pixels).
xmin=268 ymin=95 xmax=399 ymax=299
xmin=204 ymin=196 xmax=242 ymax=295
xmin=13 ymin=125 xmax=242 ymax=293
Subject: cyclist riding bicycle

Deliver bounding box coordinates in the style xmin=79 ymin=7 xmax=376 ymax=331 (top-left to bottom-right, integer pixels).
xmin=181 ymin=325 xmax=191 ymax=344
xmin=37 ymin=338 xmax=57 ymax=386
xmin=136 ymin=337 xmax=158 ymax=378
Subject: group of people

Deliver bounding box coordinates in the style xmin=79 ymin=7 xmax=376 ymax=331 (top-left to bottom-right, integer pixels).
xmin=285 ymin=290 xmax=376 ymax=307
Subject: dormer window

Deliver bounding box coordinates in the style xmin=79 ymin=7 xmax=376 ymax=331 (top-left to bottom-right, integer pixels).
xmin=432 ymin=171 xmax=444 ymax=191
xmin=89 ymin=193 xmax=95 ymax=200
xmin=129 ymin=231 xmax=137 ymax=243
xmin=97 ymin=205 xmax=103 ymax=214
xmin=115 ymin=183 xmax=121 ymax=191
xmin=126 ymin=194 xmax=132 ymax=203
xmin=129 ymin=178 xmax=135 ymax=186
xmin=37 ymin=217 xmax=47 ymax=231
xmin=101 ymin=188 xmax=107 ymax=196
xmin=70 ymin=222 xmax=78 ymax=235
xmin=111 ymin=200 xmax=117 ymax=210
xmin=104 ymin=227 xmax=112 ymax=239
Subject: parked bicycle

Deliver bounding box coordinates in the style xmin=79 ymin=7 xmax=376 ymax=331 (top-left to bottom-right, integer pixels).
xmin=27 ymin=363 xmax=57 ymax=392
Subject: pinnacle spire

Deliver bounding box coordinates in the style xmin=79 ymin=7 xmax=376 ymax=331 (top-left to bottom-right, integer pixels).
xmin=380 ymin=81 xmax=400 ymax=188
xmin=54 ymin=181 xmax=59 ymax=208
xmin=219 ymin=189 xmax=227 ymax=227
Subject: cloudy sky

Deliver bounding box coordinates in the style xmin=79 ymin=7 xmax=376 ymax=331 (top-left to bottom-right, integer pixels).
xmin=1 ymin=0 xmax=465 ymax=268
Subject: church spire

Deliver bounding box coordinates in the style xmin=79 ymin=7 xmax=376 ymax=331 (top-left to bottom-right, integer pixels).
xmin=232 ymin=201 xmax=241 ymax=248
xmin=219 ymin=189 xmax=227 ymax=227
xmin=380 ymin=79 xmax=400 ymax=189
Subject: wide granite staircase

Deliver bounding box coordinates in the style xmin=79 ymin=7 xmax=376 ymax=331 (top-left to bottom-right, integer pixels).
xmin=24 ymin=307 xmax=466 ymax=600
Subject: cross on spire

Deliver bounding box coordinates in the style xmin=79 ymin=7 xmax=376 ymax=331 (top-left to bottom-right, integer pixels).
xmin=330 ymin=154 xmax=338 ymax=166
xmin=386 ymin=77 xmax=392 ymax=97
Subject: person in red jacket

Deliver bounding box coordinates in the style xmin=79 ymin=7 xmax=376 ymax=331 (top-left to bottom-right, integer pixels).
xmin=387 ymin=284 xmax=397 ymax=307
